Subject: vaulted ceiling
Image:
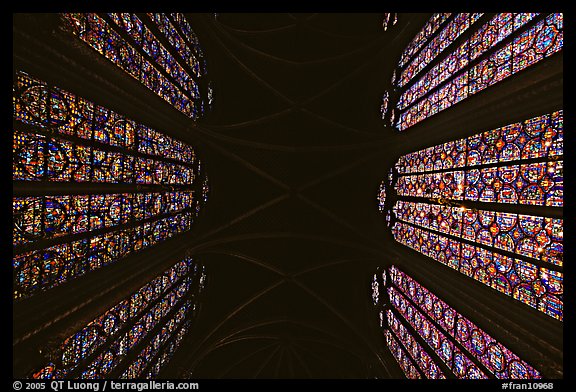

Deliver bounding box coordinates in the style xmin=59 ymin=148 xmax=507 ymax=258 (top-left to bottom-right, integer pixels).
xmin=157 ymin=13 xmax=420 ymax=378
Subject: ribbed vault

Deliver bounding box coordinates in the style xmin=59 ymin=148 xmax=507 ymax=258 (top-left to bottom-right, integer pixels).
xmin=158 ymin=12 xmax=411 ymax=378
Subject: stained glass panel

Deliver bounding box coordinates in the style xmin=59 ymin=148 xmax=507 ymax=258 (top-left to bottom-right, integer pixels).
xmin=384 ymin=330 xmax=422 ymax=379
xmin=394 ymin=111 xmax=563 ymax=207
xmin=387 ymin=309 xmax=446 ymax=379
xmin=388 ymin=266 xmax=542 ymax=378
xmin=14 ymin=71 xmax=199 ymax=169
xmin=392 ymin=222 xmax=563 ymax=320
xmin=13 ymin=70 xmax=207 ymax=299
xmin=388 ymin=285 xmax=486 ymax=378
xmin=371 ymin=274 xmax=380 ymax=305
xmin=32 ymin=258 xmax=202 ymax=379
xmin=396 ymin=13 xmax=562 ymax=131
xmin=61 ymin=13 xmax=208 ymax=120
xmin=393 ymin=201 xmax=562 ymax=266
xmin=381 ymin=91 xmax=389 ymax=120
xmin=399 ymin=13 xmax=483 ymax=88
xmin=397 ymin=14 xmax=539 ymax=111
xmin=398 ymin=13 xmax=452 ymax=68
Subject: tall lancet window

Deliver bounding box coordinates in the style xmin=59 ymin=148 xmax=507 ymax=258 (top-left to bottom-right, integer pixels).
xmin=378 ymin=12 xmax=562 ymax=322
xmin=382 ymin=13 xmax=398 ymax=31
xmin=380 ymin=91 xmax=390 ymax=120
xmin=385 ymin=111 xmax=563 ymax=321
xmin=13 ymin=70 xmax=209 ymax=300
xmin=392 ymin=13 xmax=562 ymax=131
xmin=31 ymin=257 xmax=207 ymax=379
xmin=61 ymin=13 xmax=211 ymax=120
xmin=397 ymin=13 xmax=452 ymax=69
xmin=373 ymin=266 xmax=542 ymax=379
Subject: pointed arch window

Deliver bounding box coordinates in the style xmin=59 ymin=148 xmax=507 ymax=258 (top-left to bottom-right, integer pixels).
xmin=380 ymin=91 xmax=390 ymax=120
xmin=61 ymin=13 xmax=210 ymax=120
xmin=379 ymin=12 xmax=562 ymax=321
xmin=31 ymin=257 xmax=206 ymax=379
xmin=13 ymin=70 xmax=208 ymax=300
xmin=382 ymin=13 xmax=398 ymax=31
xmin=398 ymin=13 xmax=484 ymax=89
xmin=377 ymin=169 xmax=394 ymax=227
xmin=371 ymin=273 xmax=381 ymax=305
xmin=382 ymin=111 xmax=562 ymax=321
xmin=398 ymin=13 xmax=452 ymax=68
xmin=377 ymin=180 xmax=387 ymax=212
xmin=376 ymin=266 xmax=541 ymax=379
xmin=393 ymin=13 xmax=562 ymax=131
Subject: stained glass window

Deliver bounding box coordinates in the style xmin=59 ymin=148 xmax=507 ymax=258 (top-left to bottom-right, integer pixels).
xmin=383 ymin=111 xmax=563 ymax=321
xmin=386 ymin=308 xmax=446 ymax=379
xmin=398 ymin=13 xmax=484 ymax=89
xmin=395 ymin=110 xmax=563 ymax=173
xmin=398 ymin=13 xmax=452 ymax=68
xmin=397 ymin=13 xmax=538 ymax=112
xmin=372 ymin=274 xmax=380 ymax=305
xmin=393 ymin=13 xmax=562 ymax=131
xmin=379 ymin=169 xmax=395 ymax=228
xmin=381 ymin=91 xmax=389 ymax=120
xmin=377 ymin=180 xmax=387 ymax=212
xmin=385 ymin=330 xmax=422 ymax=379
xmin=382 ymin=265 xmax=541 ymax=379
xmin=61 ymin=13 xmax=209 ymax=120
xmin=13 ymin=70 xmax=208 ymax=300
xmin=383 ymin=13 xmax=398 ymax=31
xmin=393 ymin=202 xmax=562 ymax=267
xmin=201 ymin=173 xmax=210 ymax=204
xmin=31 ymin=257 xmax=206 ymax=379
